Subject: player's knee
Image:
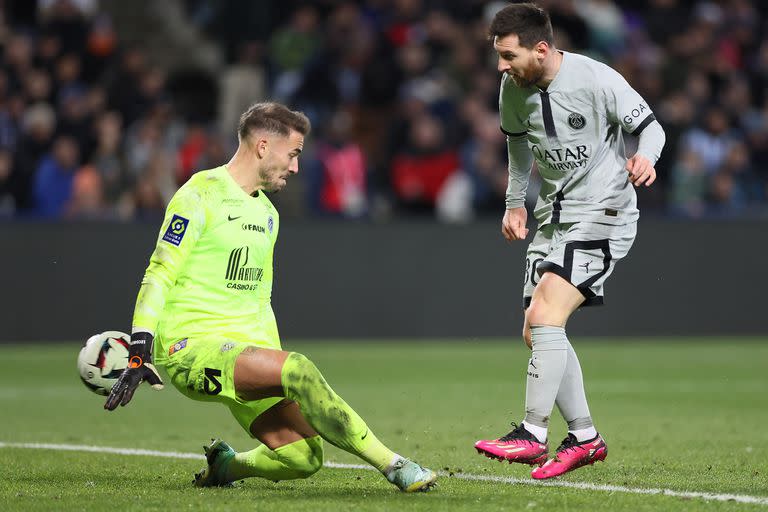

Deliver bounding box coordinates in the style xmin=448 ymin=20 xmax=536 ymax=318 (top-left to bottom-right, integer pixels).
xmin=525 ymin=298 xmax=554 ymax=326
xmin=285 ymin=352 xmax=320 ymax=377
xmin=283 ymin=352 xmax=322 ymax=385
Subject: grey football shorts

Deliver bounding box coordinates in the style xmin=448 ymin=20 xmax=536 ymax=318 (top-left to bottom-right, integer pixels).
xmin=523 ymin=221 xmax=637 ymax=308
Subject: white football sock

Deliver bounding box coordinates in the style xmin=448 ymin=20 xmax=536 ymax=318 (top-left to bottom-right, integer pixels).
xmin=569 ymin=426 xmax=597 ymax=442
xmin=522 ymin=421 xmax=548 ymax=444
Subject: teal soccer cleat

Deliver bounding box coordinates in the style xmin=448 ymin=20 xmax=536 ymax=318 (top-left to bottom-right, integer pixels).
xmin=386 ymin=458 xmax=438 ymax=492
xmin=193 ymin=438 xmax=236 ymax=487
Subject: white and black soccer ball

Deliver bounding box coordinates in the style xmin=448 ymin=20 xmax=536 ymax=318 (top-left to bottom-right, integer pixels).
xmin=77 ymin=331 xmax=130 ymax=395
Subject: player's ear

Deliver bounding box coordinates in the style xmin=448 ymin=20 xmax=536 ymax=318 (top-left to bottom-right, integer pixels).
xmin=534 ymin=41 xmax=548 ymax=59
xmin=253 ymin=137 xmax=268 ymax=158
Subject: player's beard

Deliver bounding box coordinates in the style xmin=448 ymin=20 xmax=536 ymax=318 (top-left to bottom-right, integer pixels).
xmin=259 ymin=166 xmax=288 ymax=193
xmin=510 ymin=63 xmax=545 ymax=89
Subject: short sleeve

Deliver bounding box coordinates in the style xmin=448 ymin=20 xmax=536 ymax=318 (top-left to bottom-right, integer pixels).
xmin=603 ymin=68 xmax=656 ymax=135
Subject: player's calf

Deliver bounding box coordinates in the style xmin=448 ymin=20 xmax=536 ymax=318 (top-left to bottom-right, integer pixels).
xmin=195 ymin=437 xmax=324 ymax=485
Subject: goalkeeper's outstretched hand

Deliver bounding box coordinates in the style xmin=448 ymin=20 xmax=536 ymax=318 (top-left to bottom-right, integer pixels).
xmin=104 ymin=332 xmax=164 ymax=410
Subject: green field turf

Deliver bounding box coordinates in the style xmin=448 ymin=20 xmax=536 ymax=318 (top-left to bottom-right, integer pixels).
xmin=1 ymin=339 xmax=767 ymax=511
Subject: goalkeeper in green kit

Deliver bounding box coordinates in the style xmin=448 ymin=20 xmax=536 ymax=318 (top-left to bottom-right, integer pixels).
xmin=104 ymin=102 xmax=437 ymax=493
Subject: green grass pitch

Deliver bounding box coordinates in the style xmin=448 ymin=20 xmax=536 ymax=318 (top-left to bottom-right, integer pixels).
xmin=1 ymin=339 xmax=767 ymax=511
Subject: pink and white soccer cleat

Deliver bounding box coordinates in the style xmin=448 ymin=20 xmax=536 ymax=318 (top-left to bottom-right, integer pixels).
xmin=474 ymin=423 xmax=548 ymax=466
xmin=531 ymin=433 xmax=607 ymax=479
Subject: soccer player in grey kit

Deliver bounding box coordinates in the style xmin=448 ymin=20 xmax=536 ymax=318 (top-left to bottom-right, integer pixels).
xmin=473 ymin=3 xmax=666 ymax=479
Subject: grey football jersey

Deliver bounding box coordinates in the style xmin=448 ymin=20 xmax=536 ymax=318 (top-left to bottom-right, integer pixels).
xmin=500 ymin=51 xmax=656 ymax=226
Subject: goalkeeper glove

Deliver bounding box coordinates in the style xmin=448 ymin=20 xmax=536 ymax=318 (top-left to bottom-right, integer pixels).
xmin=104 ymin=331 xmax=164 ymax=410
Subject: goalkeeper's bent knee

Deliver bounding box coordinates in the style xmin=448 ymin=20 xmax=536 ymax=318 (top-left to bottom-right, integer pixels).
xmin=281 ymin=352 xmax=328 ymax=403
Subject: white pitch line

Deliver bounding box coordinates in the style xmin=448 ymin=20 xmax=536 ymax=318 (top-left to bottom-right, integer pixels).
xmin=1 ymin=442 xmax=766 ymax=506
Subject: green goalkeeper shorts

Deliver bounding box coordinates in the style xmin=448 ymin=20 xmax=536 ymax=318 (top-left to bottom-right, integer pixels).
xmin=159 ymin=332 xmax=283 ymax=436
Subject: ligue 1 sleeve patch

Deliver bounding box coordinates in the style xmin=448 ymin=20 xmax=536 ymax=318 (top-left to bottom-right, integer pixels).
xmin=162 ymin=214 xmax=189 ymax=246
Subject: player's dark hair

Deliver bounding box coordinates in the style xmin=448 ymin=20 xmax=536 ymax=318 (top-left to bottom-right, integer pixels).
xmin=488 ymin=2 xmax=554 ymax=48
xmin=238 ymin=102 xmax=311 ymax=141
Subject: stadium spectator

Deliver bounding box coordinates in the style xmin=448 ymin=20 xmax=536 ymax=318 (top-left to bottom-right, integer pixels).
xmin=391 ymin=111 xmax=459 ymax=214
xmin=217 ymin=41 xmax=266 ymax=139
xmin=32 ymin=133 xmax=79 ymax=216
xmin=668 ymin=149 xmax=707 ymax=218
xmin=268 ymin=5 xmax=321 ymax=102
xmin=65 ymin=163 xmax=105 ymax=219
xmin=680 ymin=106 xmax=736 ymax=175
xmin=0 ymin=148 xmax=15 ymax=215
xmin=90 ymin=110 xmax=125 ymax=202
xmin=308 ymin=108 xmax=369 ymax=218
xmin=13 ymin=102 xmax=56 ymax=210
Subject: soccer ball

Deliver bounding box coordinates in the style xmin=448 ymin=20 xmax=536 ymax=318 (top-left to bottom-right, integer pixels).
xmin=77 ymin=331 xmax=130 ymax=395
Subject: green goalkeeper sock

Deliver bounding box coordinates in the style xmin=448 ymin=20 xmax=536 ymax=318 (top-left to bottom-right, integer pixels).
xmin=225 ymin=436 xmax=323 ymax=482
xmin=281 ymin=352 xmax=398 ymax=473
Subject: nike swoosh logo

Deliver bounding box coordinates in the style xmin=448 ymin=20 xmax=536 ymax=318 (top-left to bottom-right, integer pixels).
xmin=228 ymin=215 xmax=242 ymax=221
xmin=361 ymin=429 xmax=369 ymax=440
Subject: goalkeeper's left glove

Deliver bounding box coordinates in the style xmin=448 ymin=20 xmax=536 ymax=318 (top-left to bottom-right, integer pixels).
xmin=104 ymin=332 xmax=164 ymax=411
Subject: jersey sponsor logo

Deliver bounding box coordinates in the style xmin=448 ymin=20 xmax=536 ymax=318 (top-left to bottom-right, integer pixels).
xmin=622 ymin=102 xmax=649 ymax=125
xmin=225 ymin=246 xmax=264 ymax=290
xmin=241 ymin=223 xmax=265 ymax=233
xmin=168 ymin=338 xmax=187 ymax=356
xmin=267 ymin=215 xmax=274 ymax=234
xmin=162 ymin=214 xmax=189 ymax=246
xmin=568 ymin=112 xmax=586 ymax=129
xmin=222 ymin=198 xmax=243 ymax=205
xmin=531 ymin=144 xmax=590 ymax=171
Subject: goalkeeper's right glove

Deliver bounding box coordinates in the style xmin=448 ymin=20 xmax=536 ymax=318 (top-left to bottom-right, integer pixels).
xmin=104 ymin=331 xmax=164 ymax=411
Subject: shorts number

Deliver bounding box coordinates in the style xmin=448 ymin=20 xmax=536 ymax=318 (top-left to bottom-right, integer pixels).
xmin=525 ymin=257 xmax=544 ymax=286
xmin=203 ymin=368 xmax=222 ymax=395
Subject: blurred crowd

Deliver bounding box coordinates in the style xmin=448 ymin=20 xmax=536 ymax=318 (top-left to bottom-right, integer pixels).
xmin=2 ymin=0 xmax=768 ymax=221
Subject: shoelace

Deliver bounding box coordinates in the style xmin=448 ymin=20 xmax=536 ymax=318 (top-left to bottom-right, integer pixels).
xmin=498 ymin=422 xmax=533 ymax=443
xmin=391 ymin=458 xmax=406 ymax=471
xmin=555 ymin=433 xmax=581 ymax=454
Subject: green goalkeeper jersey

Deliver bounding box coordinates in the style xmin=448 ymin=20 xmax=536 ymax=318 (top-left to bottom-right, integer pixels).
xmin=132 ymin=166 xmax=280 ymax=358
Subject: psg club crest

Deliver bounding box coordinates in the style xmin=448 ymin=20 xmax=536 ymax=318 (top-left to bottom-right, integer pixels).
xmin=568 ymin=112 xmax=586 ymax=130
xmin=267 ymin=215 xmax=274 ymax=234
